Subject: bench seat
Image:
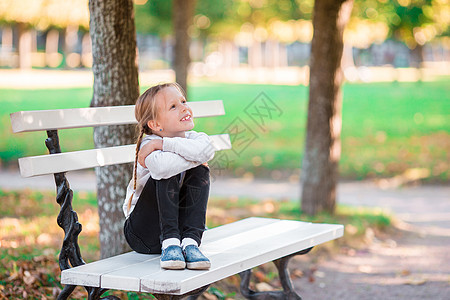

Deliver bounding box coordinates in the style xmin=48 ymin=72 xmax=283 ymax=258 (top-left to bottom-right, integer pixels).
xmin=61 ymin=217 xmax=343 ymax=295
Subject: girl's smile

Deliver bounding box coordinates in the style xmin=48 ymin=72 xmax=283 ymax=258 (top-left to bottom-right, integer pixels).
xmin=180 ymin=114 xmax=192 ymax=122
xmin=148 ymin=86 xmax=194 ymax=137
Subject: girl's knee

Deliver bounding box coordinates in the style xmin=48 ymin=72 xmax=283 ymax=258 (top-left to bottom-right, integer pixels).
xmin=191 ymin=164 xmax=210 ymax=178
xmin=184 ymin=167 xmax=210 ymax=188
xmin=156 ymin=174 xmax=182 ymax=189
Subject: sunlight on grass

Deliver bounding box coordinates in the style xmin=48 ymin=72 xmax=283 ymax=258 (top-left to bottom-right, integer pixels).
xmin=2 ymin=80 xmax=449 ymax=181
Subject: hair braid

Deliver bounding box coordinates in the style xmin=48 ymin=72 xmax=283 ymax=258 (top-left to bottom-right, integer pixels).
xmin=127 ymin=128 xmax=145 ymax=213
xmin=127 ymin=82 xmax=186 ymax=214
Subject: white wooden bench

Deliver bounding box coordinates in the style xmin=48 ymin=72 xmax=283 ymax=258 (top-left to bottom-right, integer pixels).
xmin=10 ymin=100 xmax=344 ymax=300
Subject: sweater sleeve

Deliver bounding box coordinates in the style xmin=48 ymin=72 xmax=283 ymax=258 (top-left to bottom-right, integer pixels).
xmin=162 ymin=131 xmax=215 ymax=163
xmin=144 ymin=150 xmax=200 ymax=180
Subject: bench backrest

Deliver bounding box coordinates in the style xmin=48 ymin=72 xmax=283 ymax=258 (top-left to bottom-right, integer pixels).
xmin=10 ymin=100 xmax=231 ymax=177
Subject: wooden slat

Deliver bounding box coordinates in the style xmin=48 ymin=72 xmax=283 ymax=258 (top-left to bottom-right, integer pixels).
xmin=61 ymin=218 xmax=279 ymax=288
xmin=18 ymin=134 xmax=231 ymax=177
xmin=61 ymin=218 xmax=344 ymax=295
xmin=202 ymin=217 xmax=278 ymax=242
xmin=10 ymin=100 xmax=225 ymax=133
xmin=60 ymin=252 xmax=158 ymax=287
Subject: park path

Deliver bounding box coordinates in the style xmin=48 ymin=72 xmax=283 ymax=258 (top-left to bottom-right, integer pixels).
xmin=210 ymin=177 xmax=450 ymax=299
xmin=1 ymin=169 xmax=449 ymax=299
xmin=1 ymin=169 xmax=449 ymax=230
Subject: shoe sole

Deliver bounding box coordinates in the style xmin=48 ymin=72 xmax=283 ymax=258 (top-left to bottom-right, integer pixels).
xmin=160 ymin=260 xmax=186 ymax=270
xmin=186 ymin=261 xmax=211 ymax=270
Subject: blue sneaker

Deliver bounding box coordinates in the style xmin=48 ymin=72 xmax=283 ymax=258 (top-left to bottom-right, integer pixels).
xmin=160 ymin=245 xmax=186 ymax=270
xmin=183 ymin=245 xmax=211 ymax=270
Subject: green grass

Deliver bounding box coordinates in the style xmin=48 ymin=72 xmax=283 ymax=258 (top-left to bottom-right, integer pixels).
xmin=1 ymin=80 xmax=449 ymax=180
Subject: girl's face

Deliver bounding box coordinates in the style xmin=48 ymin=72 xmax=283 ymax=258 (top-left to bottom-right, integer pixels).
xmin=148 ymin=86 xmax=194 ymax=137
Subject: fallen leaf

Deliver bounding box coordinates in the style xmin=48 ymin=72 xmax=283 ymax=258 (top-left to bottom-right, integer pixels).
xmin=400 ymin=269 xmax=411 ymax=276
xmin=255 ymin=282 xmax=275 ymax=292
xmin=52 ymin=287 xmax=61 ymax=298
xmin=290 ymin=269 xmax=304 ymax=279
xmin=307 ymin=266 xmax=317 ymax=282
xmin=23 ymin=273 xmax=36 ymax=286
xmin=253 ymin=270 xmax=267 ymax=282
xmin=405 ymin=278 xmax=426 ymax=285
xmin=315 ymin=271 xmax=325 ymax=278
xmin=358 ymin=265 xmax=372 ymax=274
xmin=202 ymin=292 xmax=218 ymax=300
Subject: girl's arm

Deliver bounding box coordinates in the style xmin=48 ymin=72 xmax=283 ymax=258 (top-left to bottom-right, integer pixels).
xmin=144 ymin=150 xmax=200 ymax=180
xmin=138 ymin=131 xmax=215 ymax=167
xmin=137 ymin=132 xmax=215 ymax=179
xmin=137 ymin=139 xmax=162 ymax=167
xmin=162 ymin=131 xmax=215 ymax=163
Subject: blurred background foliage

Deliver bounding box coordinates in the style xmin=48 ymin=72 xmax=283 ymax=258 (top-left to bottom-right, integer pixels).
xmin=0 ymin=0 xmax=448 ymax=69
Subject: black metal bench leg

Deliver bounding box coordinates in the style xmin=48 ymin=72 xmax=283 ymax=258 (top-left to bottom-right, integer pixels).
xmin=87 ymin=287 xmax=120 ymax=300
xmin=239 ymin=247 xmax=313 ymax=300
xmin=46 ymin=131 xmax=120 ymax=300
xmin=184 ymin=285 xmax=211 ymax=300
xmin=57 ymin=285 xmax=77 ymax=300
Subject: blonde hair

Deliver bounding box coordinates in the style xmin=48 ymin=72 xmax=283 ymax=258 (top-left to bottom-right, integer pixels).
xmin=127 ymin=82 xmax=186 ymax=212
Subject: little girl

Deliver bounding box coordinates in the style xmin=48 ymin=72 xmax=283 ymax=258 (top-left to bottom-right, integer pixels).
xmin=123 ymin=82 xmax=215 ymax=270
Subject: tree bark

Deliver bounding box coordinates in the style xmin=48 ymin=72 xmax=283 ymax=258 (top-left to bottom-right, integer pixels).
xmin=301 ymin=0 xmax=353 ymax=216
xmin=17 ymin=23 xmax=32 ymax=69
xmin=89 ymin=0 xmax=139 ymax=258
xmin=1 ymin=26 xmax=13 ymax=52
xmin=173 ymin=0 xmax=197 ymax=93
xmin=63 ymin=25 xmax=79 ymax=68
xmin=45 ymin=29 xmax=59 ymax=67
xmin=411 ymin=44 xmax=424 ymax=81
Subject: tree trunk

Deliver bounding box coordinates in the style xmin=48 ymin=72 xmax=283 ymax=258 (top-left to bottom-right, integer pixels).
xmin=300 ymin=0 xmax=353 ymax=216
xmin=63 ymin=25 xmax=79 ymax=68
xmin=1 ymin=26 xmax=13 ymax=52
xmin=411 ymin=44 xmax=424 ymax=68
xmin=81 ymin=32 xmax=92 ymax=67
xmin=45 ymin=29 xmax=60 ymax=68
xmin=17 ymin=23 xmax=32 ymax=69
xmin=89 ymin=0 xmax=140 ymax=258
xmin=411 ymin=44 xmax=424 ymax=81
xmin=249 ymin=39 xmax=262 ymax=68
xmin=279 ymin=43 xmax=288 ymax=68
xmin=173 ymin=0 xmax=196 ymax=93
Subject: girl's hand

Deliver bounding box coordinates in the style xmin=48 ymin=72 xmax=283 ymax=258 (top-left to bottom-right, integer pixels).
xmin=138 ymin=139 xmax=163 ymax=167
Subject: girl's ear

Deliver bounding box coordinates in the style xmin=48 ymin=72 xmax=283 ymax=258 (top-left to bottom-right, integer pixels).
xmin=147 ymin=120 xmax=160 ymax=132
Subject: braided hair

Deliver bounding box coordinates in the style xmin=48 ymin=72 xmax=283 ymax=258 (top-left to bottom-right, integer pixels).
xmin=127 ymin=82 xmax=186 ymax=213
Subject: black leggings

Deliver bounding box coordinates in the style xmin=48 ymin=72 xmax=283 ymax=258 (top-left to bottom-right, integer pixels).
xmin=124 ymin=165 xmax=210 ymax=254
